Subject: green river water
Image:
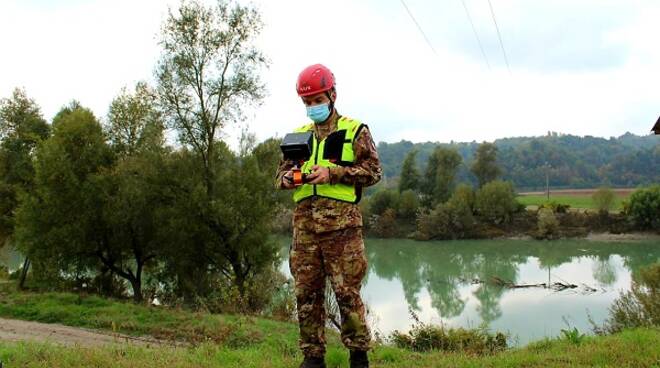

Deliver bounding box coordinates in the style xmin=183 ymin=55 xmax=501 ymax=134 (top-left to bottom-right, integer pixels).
xmin=278 ymin=237 xmax=659 ymax=345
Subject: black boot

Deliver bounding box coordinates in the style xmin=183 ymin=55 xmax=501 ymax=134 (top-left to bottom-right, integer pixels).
xmin=349 ymin=350 xmax=369 ymax=368
xmin=299 ymin=356 xmax=326 ymax=368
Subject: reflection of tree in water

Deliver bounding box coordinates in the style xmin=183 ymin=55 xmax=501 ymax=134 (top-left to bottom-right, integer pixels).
xmin=592 ymin=256 xmax=617 ymax=286
xmin=421 ymin=252 xmax=467 ymax=318
xmin=365 ymin=238 xmax=660 ymax=327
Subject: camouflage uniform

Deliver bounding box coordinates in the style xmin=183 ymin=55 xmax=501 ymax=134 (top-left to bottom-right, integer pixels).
xmin=276 ymin=114 xmax=382 ymax=358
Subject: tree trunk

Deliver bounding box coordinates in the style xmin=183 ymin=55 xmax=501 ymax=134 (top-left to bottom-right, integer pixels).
xmin=131 ymin=261 xmax=143 ymax=303
xmin=18 ymin=258 xmax=30 ymax=289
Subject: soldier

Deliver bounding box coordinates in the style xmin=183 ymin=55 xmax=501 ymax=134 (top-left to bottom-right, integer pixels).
xmin=276 ymin=64 xmax=382 ymax=368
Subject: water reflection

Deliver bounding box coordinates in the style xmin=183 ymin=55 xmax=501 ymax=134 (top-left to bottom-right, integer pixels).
xmin=279 ymin=238 xmax=659 ymax=345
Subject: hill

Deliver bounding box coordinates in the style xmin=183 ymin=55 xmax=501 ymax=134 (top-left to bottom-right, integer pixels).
xmin=376 ymin=132 xmax=659 ymax=191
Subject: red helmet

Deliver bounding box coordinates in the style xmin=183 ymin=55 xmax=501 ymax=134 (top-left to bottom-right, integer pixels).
xmin=296 ymin=64 xmax=336 ymax=97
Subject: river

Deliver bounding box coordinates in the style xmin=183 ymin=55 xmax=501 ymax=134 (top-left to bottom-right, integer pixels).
xmin=277 ymin=237 xmax=659 ymax=346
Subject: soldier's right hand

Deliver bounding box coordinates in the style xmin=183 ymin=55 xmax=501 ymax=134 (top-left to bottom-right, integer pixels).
xmin=282 ymin=170 xmax=296 ymax=189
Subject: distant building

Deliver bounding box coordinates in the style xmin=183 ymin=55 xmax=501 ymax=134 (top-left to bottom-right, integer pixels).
xmin=654 ymin=116 xmax=660 ymax=135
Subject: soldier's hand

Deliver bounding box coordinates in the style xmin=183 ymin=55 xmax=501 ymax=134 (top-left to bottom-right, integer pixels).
xmin=306 ymin=165 xmax=330 ymax=185
xmin=282 ymin=170 xmax=296 ymax=189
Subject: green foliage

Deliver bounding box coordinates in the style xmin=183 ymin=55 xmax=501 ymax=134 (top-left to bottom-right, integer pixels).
xmin=415 ymin=185 xmax=476 ymax=240
xmin=390 ymin=310 xmax=507 ymax=354
xmin=421 ymin=146 xmax=462 ymax=206
xmin=474 ymin=181 xmax=521 ymax=225
xmin=625 ymin=185 xmax=660 ymax=230
xmin=152 ymin=0 xmax=277 ymax=307
xmin=377 ymin=133 xmax=659 ymax=190
xmin=369 ymin=189 xmax=399 ymax=216
xmin=397 ymin=189 xmax=420 ymax=219
xmin=0 ymin=88 xmax=50 ymax=240
xmin=15 ymin=103 xmax=113 ymax=286
xmin=536 ymin=208 xmax=559 ymax=239
xmin=539 ymin=200 xmax=571 ymax=213
xmin=471 ymin=142 xmax=500 ymax=187
xmin=560 ymin=327 xmax=586 ymax=345
xmin=603 ymin=262 xmax=660 ymax=333
xmin=398 ymin=150 xmax=420 ymax=193
xmin=372 ymin=208 xmax=398 ymax=238
xmin=592 ymin=187 xmax=616 ymax=213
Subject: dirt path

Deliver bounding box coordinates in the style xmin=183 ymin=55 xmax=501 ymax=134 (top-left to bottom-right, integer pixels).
xmin=0 ymin=317 xmax=174 ymax=347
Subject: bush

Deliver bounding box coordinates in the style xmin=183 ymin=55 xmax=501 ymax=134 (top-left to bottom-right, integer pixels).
xmin=415 ymin=185 xmax=479 ymax=240
xmin=390 ymin=309 xmax=507 ymax=354
xmin=371 ymin=208 xmax=398 ymax=238
xmin=625 ymin=185 xmax=660 ymax=230
xmin=474 ymin=181 xmax=522 ymax=225
xmin=539 ymin=200 xmax=570 ymax=214
xmin=397 ymin=189 xmax=420 ymax=220
xmin=369 ymin=189 xmax=399 ymax=216
xmin=592 ymin=187 xmax=616 ymax=213
xmin=537 ymin=208 xmax=559 ymax=239
xmin=601 ymin=262 xmax=660 ymax=333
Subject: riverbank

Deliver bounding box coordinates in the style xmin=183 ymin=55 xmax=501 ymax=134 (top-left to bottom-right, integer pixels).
xmin=0 ymin=324 xmax=658 ymax=367
xmin=0 ymin=288 xmax=659 ymax=367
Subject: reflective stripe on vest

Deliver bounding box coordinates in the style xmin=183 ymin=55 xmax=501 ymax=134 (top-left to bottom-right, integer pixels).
xmin=292 ymin=116 xmax=364 ymax=203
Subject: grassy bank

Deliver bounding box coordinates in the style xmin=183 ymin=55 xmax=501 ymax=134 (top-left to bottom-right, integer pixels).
xmin=1 ymin=289 xmax=659 ymax=367
xmin=0 ymin=288 xmax=303 ymax=347
xmin=1 ymin=328 xmax=659 ymax=367
xmin=517 ymin=194 xmax=627 ymax=210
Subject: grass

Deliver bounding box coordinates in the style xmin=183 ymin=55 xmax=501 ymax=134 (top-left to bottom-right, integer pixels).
xmin=0 ymin=287 xmax=304 ymax=347
xmin=0 ymin=328 xmax=658 ymax=367
xmin=517 ymin=195 xmax=626 ymax=210
xmin=0 ymin=288 xmax=659 ymax=367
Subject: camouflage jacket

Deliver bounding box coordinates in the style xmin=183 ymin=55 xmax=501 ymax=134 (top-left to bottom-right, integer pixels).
xmin=275 ymin=114 xmax=382 ymax=234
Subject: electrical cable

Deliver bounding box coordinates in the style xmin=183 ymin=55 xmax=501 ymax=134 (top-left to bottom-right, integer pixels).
xmin=487 ymin=0 xmax=511 ymax=74
xmin=399 ymin=0 xmax=438 ymax=56
xmin=461 ymin=0 xmax=491 ymax=70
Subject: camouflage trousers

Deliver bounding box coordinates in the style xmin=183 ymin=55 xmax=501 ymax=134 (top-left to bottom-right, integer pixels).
xmin=289 ymin=226 xmax=371 ymax=357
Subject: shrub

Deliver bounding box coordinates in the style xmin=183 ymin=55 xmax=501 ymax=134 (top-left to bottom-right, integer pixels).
xmin=390 ymin=310 xmax=507 ymax=354
xmin=415 ymin=205 xmax=451 ymax=240
xmin=371 ymin=208 xmax=398 ymax=238
xmin=537 ymin=208 xmax=559 ymax=239
xmin=397 ymin=189 xmax=420 ymax=220
xmin=592 ymin=187 xmax=616 ymax=213
xmin=625 ymin=185 xmax=660 ymax=230
xmin=602 ymin=262 xmax=660 ymax=333
xmin=474 ymin=181 xmax=522 ymax=225
xmin=369 ymin=189 xmax=399 ymax=217
xmin=539 ymin=200 xmax=570 ymax=214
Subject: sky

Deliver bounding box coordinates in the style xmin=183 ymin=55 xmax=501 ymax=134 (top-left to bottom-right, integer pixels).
xmin=1 ymin=0 xmax=659 ymax=147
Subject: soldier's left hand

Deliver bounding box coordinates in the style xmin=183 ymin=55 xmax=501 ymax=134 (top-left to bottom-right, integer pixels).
xmin=306 ymin=165 xmax=330 ymax=184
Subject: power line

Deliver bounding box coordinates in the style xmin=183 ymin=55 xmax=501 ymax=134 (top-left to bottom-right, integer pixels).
xmin=460 ymin=0 xmax=491 ymax=70
xmin=487 ymin=0 xmax=511 ymax=74
xmin=399 ymin=0 xmax=438 ymax=56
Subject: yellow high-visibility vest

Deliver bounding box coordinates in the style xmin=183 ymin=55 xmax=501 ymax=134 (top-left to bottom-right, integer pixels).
xmin=292 ymin=116 xmax=364 ymax=203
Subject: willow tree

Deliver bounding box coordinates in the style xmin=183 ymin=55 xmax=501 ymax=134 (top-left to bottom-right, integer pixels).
xmin=156 ymin=0 xmax=274 ymax=299
xmin=157 ymin=0 xmax=266 ymax=197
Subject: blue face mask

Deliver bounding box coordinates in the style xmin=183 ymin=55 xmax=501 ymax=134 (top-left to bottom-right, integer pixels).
xmin=306 ymin=103 xmax=331 ymax=123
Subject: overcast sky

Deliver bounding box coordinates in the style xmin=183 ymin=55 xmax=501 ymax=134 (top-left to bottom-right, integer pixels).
xmin=1 ymin=0 xmax=658 ymax=147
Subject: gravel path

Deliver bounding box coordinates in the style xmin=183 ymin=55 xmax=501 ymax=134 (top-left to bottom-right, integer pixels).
xmin=0 ymin=317 xmax=172 ymax=347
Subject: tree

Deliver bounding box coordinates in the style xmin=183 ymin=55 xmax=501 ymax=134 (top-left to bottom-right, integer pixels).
xmin=15 ymin=103 xmax=113 ymax=290
xmin=592 ymin=187 xmax=615 ymax=213
xmin=422 ymin=146 xmax=462 ymax=207
xmin=474 ymin=180 xmax=521 ymax=225
xmin=625 ymin=185 xmax=660 ymax=230
xmin=157 ymin=0 xmax=267 ymax=198
xmin=471 ymin=142 xmax=500 ymax=187
xmin=96 ymin=83 xmax=166 ymax=302
xmin=398 ymin=150 xmax=420 ymax=193
xmin=155 ymin=0 xmax=273 ymax=300
xmin=0 ymin=88 xmax=50 ymax=288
